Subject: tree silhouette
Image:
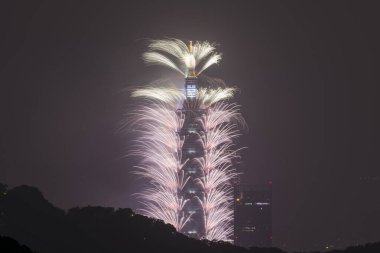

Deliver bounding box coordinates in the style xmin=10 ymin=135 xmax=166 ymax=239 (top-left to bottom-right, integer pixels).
xmin=0 ymin=183 xmax=378 ymax=253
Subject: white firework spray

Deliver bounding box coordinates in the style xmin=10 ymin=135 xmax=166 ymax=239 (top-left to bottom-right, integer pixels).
xmin=131 ymin=88 xmax=189 ymax=231
xmin=130 ymin=38 xmax=245 ymax=241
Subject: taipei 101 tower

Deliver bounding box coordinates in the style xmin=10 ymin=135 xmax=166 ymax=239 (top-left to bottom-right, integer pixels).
xmin=131 ymin=38 xmax=244 ymax=241
xmin=180 ymin=41 xmax=206 ymax=237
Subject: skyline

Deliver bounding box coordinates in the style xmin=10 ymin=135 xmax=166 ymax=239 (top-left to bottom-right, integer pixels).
xmin=1 ymin=1 xmax=379 ymax=252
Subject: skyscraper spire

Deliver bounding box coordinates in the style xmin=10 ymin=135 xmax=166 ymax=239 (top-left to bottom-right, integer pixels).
xmin=188 ymin=40 xmax=196 ymax=77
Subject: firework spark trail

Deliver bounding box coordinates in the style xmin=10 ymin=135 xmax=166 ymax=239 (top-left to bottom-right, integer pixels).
xmin=195 ymin=102 xmax=243 ymax=241
xmin=131 ymin=88 xmax=242 ymax=240
xmin=131 ymin=89 xmax=190 ymax=231
xmin=143 ymin=38 xmax=222 ymax=77
xmin=130 ymin=38 xmax=245 ymax=241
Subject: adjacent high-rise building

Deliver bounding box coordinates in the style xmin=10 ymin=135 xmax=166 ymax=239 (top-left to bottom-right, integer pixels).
xmin=234 ymin=183 xmax=273 ymax=247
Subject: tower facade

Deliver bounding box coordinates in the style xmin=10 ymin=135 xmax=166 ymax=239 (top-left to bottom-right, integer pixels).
xmin=180 ymin=77 xmax=205 ymax=237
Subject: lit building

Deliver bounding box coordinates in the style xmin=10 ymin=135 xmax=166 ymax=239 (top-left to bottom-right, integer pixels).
xmin=134 ymin=39 xmax=242 ymax=241
xmin=180 ymin=76 xmax=206 ymax=238
xmin=234 ymin=183 xmax=273 ymax=247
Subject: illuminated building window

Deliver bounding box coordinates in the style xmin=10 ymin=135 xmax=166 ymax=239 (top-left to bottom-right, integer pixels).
xmin=187 ymin=148 xmax=196 ymax=154
xmin=255 ymin=202 xmax=270 ymax=206
xmin=187 ymin=123 xmax=198 ymax=133
xmin=242 ymin=226 xmax=256 ymax=232
xmin=186 ymin=84 xmax=197 ymax=98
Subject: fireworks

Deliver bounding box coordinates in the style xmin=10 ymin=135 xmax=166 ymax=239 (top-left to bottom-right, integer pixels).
xmin=143 ymin=38 xmax=221 ymax=77
xmin=130 ymin=38 xmax=244 ymax=241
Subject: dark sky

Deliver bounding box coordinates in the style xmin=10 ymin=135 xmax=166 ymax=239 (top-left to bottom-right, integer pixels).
xmin=1 ymin=1 xmax=379 ymax=252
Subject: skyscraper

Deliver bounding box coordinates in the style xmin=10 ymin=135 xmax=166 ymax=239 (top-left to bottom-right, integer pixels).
xmin=180 ymin=75 xmax=205 ymax=237
xmin=234 ymin=183 xmax=273 ymax=247
xmin=133 ymin=39 xmax=243 ymax=241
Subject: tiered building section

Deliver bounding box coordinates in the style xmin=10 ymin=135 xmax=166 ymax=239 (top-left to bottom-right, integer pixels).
xmin=131 ymin=39 xmax=244 ymax=242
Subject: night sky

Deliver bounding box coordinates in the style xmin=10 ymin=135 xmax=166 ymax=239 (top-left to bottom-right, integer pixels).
xmin=1 ymin=1 xmax=379 ymax=252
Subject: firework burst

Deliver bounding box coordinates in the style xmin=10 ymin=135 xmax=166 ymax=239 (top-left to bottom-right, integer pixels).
xmin=130 ymin=38 xmax=245 ymax=242
xmin=143 ymin=38 xmax=222 ymax=77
